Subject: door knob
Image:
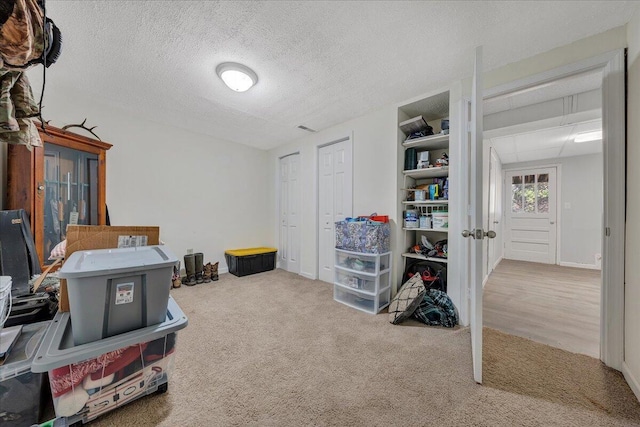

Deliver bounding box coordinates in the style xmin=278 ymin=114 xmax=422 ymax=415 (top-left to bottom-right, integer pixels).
xmin=550 ymin=221 xmax=555 ymax=224
xmin=462 ymin=229 xmax=482 ymax=239
xmin=493 ymin=220 xmax=499 ymax=224
xmin=485 ymin=230 xmax=496 ymax=239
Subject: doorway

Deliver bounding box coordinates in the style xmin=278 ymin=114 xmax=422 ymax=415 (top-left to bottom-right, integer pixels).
xmin=317 ymin=137 xmax=353 ymax=283
xmin=504 ymin=167 xmax=557 ymax=264
xmin=279 ymin=153 xmax=301 ymax=274
xmin=481 ymin=67 xmax=606 ymax=359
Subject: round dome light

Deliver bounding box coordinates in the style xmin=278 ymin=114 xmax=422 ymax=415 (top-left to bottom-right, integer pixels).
xmin=216 ymin=62 xmax=258 ymax=92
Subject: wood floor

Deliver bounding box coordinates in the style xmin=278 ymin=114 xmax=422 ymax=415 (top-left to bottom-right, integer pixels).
xmin=483 ymin=259 xmax=601 ymax=358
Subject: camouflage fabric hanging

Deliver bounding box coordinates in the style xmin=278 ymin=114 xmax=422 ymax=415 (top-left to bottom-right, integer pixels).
xmin=0 ymin=68 xmax=42 ymax=148
xmin=0 ymin=0 xmax=45 ymax=70
xmin=0 ymin=0 xmax=62 ymax=148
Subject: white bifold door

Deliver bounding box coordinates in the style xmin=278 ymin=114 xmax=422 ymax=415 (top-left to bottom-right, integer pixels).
xmin=318 ymin=139 xmax=353 ymax=283
xmin=279 ymin=154 xmax=301 ymax=274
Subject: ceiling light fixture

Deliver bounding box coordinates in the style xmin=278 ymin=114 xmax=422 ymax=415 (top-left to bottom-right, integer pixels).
xmin=574 ymin=130 xmax=602 ymax=143
xmin=216 ymin=62 xmax=258 ymax=92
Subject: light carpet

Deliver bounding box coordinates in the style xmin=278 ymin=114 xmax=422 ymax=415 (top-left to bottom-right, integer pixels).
xmin=86 ymin=269 xmax=640 ymax=426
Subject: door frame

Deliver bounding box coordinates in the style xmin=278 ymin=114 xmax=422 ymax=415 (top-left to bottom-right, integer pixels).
xmin=502 ymin=164 xmax=561 ymax=266
xmin=277 ymin=152 xmax=301 ymax=272
xmin=483 ymin=49 xmax=626 ymax=371
xmin=315 ymin=136 xmax=353 ymax=281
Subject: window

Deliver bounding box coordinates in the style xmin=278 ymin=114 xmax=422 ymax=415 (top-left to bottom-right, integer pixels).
xmin=511 ymin=172 xmax=549 ymax=214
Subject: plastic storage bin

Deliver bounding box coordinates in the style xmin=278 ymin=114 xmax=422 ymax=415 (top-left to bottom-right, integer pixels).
xmin=333 ymin=249 xmax=392 ymax=314
xmin=58 ymin=245 xmax=178 ymax=346
xmin=225 ymin=247 xmax=277 ymax=277
xmin=0 ymin=321 xmax=51 ymax=427
xmin=31 ymin=296 xmax=187 ymax=425
xmin=333 ymin=286 xmax=390 ymax=314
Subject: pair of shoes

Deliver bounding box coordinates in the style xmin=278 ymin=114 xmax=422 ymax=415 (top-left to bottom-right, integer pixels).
xmin=211 ymin=262 xmax=219 ymax=281
xmin=203 ymin=262 xmax=212 ymax=283
xmin=172 ymin=264 xmax=182 ymax=289
xmin=183 ymin=253 xmax=199 ymax=286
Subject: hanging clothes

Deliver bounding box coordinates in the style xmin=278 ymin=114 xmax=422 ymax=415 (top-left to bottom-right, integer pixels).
xmin=0 ymin=68 xmax=41 ymax=148
xmin=0 ymin=0 xmax=45 ymax=70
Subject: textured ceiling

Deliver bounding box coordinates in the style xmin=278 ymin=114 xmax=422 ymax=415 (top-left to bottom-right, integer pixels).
xmin=32 ymin=1 xmax=638 ymax=150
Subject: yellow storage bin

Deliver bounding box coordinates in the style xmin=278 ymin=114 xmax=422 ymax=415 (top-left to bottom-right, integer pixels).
xmin=224 ymin=247 xmax=277 ymax=277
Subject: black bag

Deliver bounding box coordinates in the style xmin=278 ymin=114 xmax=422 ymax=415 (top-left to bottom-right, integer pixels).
xmin=0 ymin=209 xmax=42 ymax=296
xmin=402 ymin=259 xmax=447 ymax=292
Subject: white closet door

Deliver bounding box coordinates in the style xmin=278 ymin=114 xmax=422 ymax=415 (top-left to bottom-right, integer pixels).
xmin=279 ymin=154 xmax=300 ymax=273
xmin=318 ymin=139 xmax=352 ymax=283
xmin=279 ymin=157 xmax=289 ymax=270
xmin=287 ymin=154 xmax=301 ymax=274
xmin=318 ymin=145 xmax=335 ymax=283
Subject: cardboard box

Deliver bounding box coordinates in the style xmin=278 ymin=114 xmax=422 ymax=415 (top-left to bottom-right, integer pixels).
xmin=59 ymin=226 xmax=160 ymax=312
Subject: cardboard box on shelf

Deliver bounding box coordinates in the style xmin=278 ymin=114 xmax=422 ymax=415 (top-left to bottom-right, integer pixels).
xmin=59 ymin=226 xmax=160 ymax=312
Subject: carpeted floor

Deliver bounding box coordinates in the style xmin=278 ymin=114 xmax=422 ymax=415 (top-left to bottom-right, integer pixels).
xmin=86 ymin=269 xmax=640 ymax=426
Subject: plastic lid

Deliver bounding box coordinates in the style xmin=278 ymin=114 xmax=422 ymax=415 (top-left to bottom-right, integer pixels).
xmin=0 ymin=321 xmax=50 ymax=381
xmin=225 ymin=247 xmax=277 ymax=256
xmin=31 ymin=296 xmax=187 ymax=372
xmin=59 ymin=245 xmax=178 ymax=279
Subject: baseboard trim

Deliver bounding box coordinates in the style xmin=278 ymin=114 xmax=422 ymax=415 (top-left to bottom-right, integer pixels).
xmin=622 ymin=361 xmax=640 ymax=403
xmin=301 ymin=271 xmax=316 ymax=280
xmin=482 ymin=275 xmax=489 ymax=288
xmin=493 ymin=256 xmax=503 ymax=270
xmin=559 ymin=261 xmax=601 ymax=270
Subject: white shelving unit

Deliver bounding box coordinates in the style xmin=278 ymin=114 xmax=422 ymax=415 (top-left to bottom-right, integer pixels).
xmin=333 ymin=249 xmax=391 ymax=314
xmin=397 ymin=91 xmax=451 ymax=287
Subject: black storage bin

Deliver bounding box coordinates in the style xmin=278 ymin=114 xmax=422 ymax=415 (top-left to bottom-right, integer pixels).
xmin=225 ymin=248 xmax=277 ymax=277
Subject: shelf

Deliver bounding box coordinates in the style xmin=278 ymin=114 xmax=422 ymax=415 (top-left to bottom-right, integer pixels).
xmin=401 ymin=253 xmax=448 ymax=264
xmin=402 ymin=228 xmax=449 ymax=233
xmin=402 ymin=199 xmax=449 ymax=205
xmin=402 ymin=133 xmax=449 ymax=150
xmin=403 ymin=167 xmax=448 ymax=179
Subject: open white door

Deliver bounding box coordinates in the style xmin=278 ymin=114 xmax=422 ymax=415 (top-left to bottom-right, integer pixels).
xmin=465 ymin=46 xmax=489 ymax=384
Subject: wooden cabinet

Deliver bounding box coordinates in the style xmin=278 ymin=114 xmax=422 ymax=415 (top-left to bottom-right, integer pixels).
xmin=7 ymin=125 xmax=112 ymax=267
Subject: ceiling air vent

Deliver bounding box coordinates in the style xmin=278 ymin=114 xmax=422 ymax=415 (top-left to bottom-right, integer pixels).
xmin=297 ymin=125 xmax=317 ymax=133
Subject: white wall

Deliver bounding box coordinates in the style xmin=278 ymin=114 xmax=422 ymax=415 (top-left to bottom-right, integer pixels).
xmin=502 ymin=154 xmax=603 ymax=268
xmin=267 ymin=105 xmax=398 ymax=281
xmin=624 ymin=7 xmax=640 ymax=400
xmin=11 ymin=81 xmax=271 ymax=273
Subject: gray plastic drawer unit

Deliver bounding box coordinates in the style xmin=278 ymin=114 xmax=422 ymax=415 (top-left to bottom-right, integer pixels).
xmin=59 ymin=245 xmax=178 ymax=345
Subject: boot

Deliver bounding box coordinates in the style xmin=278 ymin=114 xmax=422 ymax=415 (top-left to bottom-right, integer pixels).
xmin=195 ymin=252 xmax=204 ymax=284
xmin=183 ymin=254 xmax=197 ymax=286
xmin=203 ymin=262 xmax=212 ymax=283
xmin=172 ymin=264 xmax=182 ymax=289
xmin=211 ymin=261 xmax=219 ymax=281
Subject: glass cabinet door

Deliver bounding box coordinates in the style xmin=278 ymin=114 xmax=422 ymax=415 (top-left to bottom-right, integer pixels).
xmin=42 ymin=144 xmax=99 ymax=264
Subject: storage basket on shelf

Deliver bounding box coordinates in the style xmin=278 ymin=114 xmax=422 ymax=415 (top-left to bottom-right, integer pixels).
xmin=225 ymin=247 xmax=277 ymax=277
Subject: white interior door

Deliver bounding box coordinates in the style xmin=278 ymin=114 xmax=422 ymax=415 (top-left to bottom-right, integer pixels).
xmin=486 ymin=148 xmax=501 ymax=275
xmin=504 ymin=167 xmax=557 ymax=264
xmin=468 ymin=46 xmax=485 ymax=384
xmin=279 ymin=154 xmax=301 ymax=273
xmin=318 ymin=139 xmax=353 ymax=283
xmin=279 ymin=157 xmax=289 ymax=270
xmin=287 ymin=154 xmax=301 ymax=274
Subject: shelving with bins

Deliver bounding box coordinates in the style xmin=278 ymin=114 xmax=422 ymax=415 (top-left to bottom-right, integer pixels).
xmin=333 ymin=249 xmax=391 ymax=314
xmin=397 ymin=91 xmax=451 ymax=280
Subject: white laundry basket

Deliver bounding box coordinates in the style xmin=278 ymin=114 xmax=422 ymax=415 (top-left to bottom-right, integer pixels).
xmin=0 ymin=276 xmax=12 ymax=328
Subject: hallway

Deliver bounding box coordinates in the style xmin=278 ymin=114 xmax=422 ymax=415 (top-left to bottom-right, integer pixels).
xmin=483 ymin=259 xmax=600 ymax=357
